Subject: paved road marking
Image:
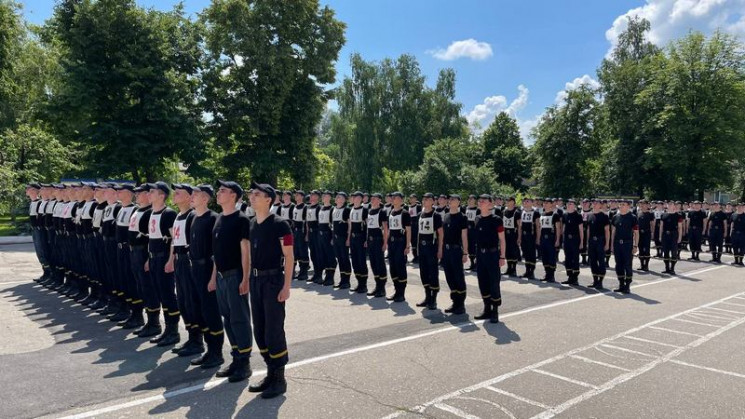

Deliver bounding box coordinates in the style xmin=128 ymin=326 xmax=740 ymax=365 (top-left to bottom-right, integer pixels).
xmin=670 ymin=317 xmax=720 ymax=328
xmin=383 ymin=291 xmax=745 ymax=419
xmin=706 ymin=306 xmax=745 ymax=315
xmin=434 ymin=403 xmax=480 ymax=419
xmin=485 ymin=386 xmax=551 ymax=410
xmin=532 ymin=369 xmax=598 ymax=389
xmin=669 ymin=359 xmax=745 ymax=380
xmin=568 ymin=355 xmax=630 ymax=372
xmin=647 ymin=326 xmax=702 ymax=337
xmin=54 ymin=264 xmax=728 ymax=419
xmin=622 ymin=335 xmax=681 ymax=349
xmin=719 ymin=301 xmax=745 ymax=308
xmin=599 ymin=344 xmax=658 ymax=358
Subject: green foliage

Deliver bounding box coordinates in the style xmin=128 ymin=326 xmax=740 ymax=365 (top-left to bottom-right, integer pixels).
xmin=480 ymin=112 xmax=531 ymax=191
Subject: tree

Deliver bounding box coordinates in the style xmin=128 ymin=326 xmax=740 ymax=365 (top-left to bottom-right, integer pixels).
xmin=202 ymin=0 xmax=346 ymax=187
xmin=46 ymin=0 xmax=205 ymax=182
xmin=480 ymin=112 xmax=530 ymax=191
xmin=0 ymin=0 xmax=24 ymax=131
xmin=533 ymin=84 xmax=602 ymax=197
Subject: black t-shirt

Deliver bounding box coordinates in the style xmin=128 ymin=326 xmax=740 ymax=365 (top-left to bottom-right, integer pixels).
xmin=708 ymin=211 xmax=727 ymax=230
xmin=662 ymin=212 xmax=682 ymax=233
xmin=387 ymin=208 xmax=410 ymax=239
xmin=212 ymin=211 xmax=251 ymax=272
xmin=115 ymin=204 xmax=136 ymax=243
xmin=250 ymin=214 xmax=292 ymax=270
xmin=612 ymin=212 xmax=638 ymax=242
xmin=539 ymin=211 xmax=561 ymax=234
xmin=688 ymin=210 xmax=706 ymax=229
xmin=475 ymin=214 xmax=504 ymax=249
xmin=731 ymin=213 xmax=745 ymax=233
xmin=366 ymin=207 xmax=387 ymax=238
xmin=638 ymin=211 xmax=655 ymax=234
xmin=588 ymin=212 xmax=610 ymax=239
xmin=332 ymin=205 xmax=351 ymax=238
xmin=189 ymin=210 xmax=218 ymax=260
xmin=443 ymin=211 xmax=468 ymax=245
xmin=562 ymin=211 xmax=583 ymax=237
xmin=418 ymin=210 xmax=442 ymax=241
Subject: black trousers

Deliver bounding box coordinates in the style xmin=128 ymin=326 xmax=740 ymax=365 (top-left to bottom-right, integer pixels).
xmin=588 ymin=237 xmax=606 ymax=276
xmin=733 ymin=231 xmax=744 ymax=257
xmin=638 ymin=231 xmax=651 ymax=262
xmin=410 ymin=217 xmax=419 ymax=257
xmin=94 ymin=232 xmax=106 ymax=288
xmin=308 ymin=228 xmax=320 ymax=277
xmin=467 ymin=226 xmax=477 ymax=258
xmin=175 ymin=253 xmax=200 ymax=333
xmin=709 ymin=227 xmax=724 ymax=257
xmin=190 ymin=258 xmax=224 ymax=346
xmin=540 ymin=232 xmax=557 ymax=270
xmin=689 ymin=226 xmax=703 ymax=252
xmin=318 ymin=230 xmax=336 ymax=275
xmin=476 ymin=249 xmax=501 ymax=306
xmin=132 ymin=248 xmax=157 ymax=313
xmin=505 ymin=229 xmax=520 ymax=263
xmin=149 ymin=253 xmax=180 ymax=325
xmin=293 ymin=228 xmax=309 ymax=270
xmin=564 ymin=234 xmax=580 ymax=276
xmin=367 ymin=235 xmax=387 ymax=281
xmin=333 ymin=235 xmax=351 ymax=280
xmin=417 ymin=240 xmax=439 ymax=291
xmin=613 ymin=240 xmax=633 ymax=280
xmin=128 ymin=246 xmax=147 ymax=311
xmin=388 ymin=236 xmax=408 ymax=287
xmin=217 ymin=269 xmax=252 ymax=359
xmin=250 ymin=273 xmax=288 ymax=368
xmin=662 ymin=231 xmax=679 ymax=262
xmin=442 ymin=245 xmax=466 ymax=302
xmin=521 ymin=230 xmax=537 ymax=267
xmin=116 ymin=242 xmax=134 ymax=304
xmin=103 ymin=238 xmax=118 ymax=296
xmin=350 ymin=233 xmax=368 ymax=279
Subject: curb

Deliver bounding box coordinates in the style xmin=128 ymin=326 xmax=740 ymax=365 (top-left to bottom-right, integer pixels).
xmin=0 ymin=236 xmax=33 ymax=245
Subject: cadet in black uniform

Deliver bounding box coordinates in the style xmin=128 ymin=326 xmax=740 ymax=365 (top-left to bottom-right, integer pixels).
xmin=211 ymin=180 xmax=252 ymax=383
xmin=349 ymin=192 xmax=369 ymax=293
xmin=123 ymin=184 xmax=149 ymax=331
xmin=502 ymin=197 xmax=521 ymax=278
xmin=306 ymin=191 xmax=322 ymax=283
xmin=441 ymin=194 xmax=468 ymax=315
xmin=26 ymin=183 xmax=44 ymax=282
xmin=588 ymin=200 xmax=610 ymax=289
xmin=707 ymin=202 xmax=726 ymax=263
xmin=465 ymin=195 xmax=478 ymax=270
xmin=188 ymin=185 xmax=225 ymax=369
xmin=168 ymin=184 xmax=202 ymax=356
xmin=387 ymin=192 xmax=411 ymax=302
xmin=318 ymin=191 xmax=336 ymax=285
xmin=538 ymin=199 xmax=562 ymax=283
xmin=408 ymin=194 xmax=422 ymax=264
xmin=520 ymin=197 xmax=539 ymax=279
xmin=636 ymin=200 xmax=655 ymax=271
xmin=362 ymin=193 xmax=371 ymax=209
xmin=112 ymin=184 xmax=136 ymax=323
xmin=100 ymin=184 xmax=122 ymax=316
xmin=147 ymin=182 xmax=180 ymax=346
xmin=332 ymin=192 xmax=352 ymax=289
xmin=366 ymin=193 xmax=389 ymax=297
xmin=416 ymin=193 xmax=443 ymax=310
xmin=580 ymin=199 xmax=592 ymax=265
xmin=730 ymin=203 xmax=745 ymax=266
xmin=660 ymin=203 xmax=683 ymax=274
xmin=279 ymin=191 xmax=293 ymax=221
xmin=474 ymin=194 xmax=506 ymax=323
xmin=436 ymin=195 xmax=448 ymax=217
xmin=686 ymin=201 xmax=706 ymax=261
xmin=132 ymin=185 xmax=162 ymax=337
xmin=291 ymin=190 xmax=310 ymax=281
xmin=86 ymin=185 xmax=108 ymax=309
xmin=724 ymin=203 xmax=734 ymax=254
xmin=561 ymin=199 xmax=584 ymax=285
xmin=611 ymin=200 xmax=638 ymax=293
xmin=247 ymin=182 xmax=294 ymax=399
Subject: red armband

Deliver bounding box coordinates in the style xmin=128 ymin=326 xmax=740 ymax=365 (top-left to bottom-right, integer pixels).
xmin=283 ymin=234 xmax=294 ymax=246
xmin=633 ymin=225 xmax=639 ymax=230
xmin=497 ymin=226 xmax=505 ymax=233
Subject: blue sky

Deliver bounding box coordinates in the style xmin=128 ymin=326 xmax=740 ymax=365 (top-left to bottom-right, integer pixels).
xmin=20 ymin=0 xmax=745 ymax=141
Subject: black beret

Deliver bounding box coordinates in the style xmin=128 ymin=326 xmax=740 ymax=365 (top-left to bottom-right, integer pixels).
xmin=171 ymin=183 xmax=193 ymax=194
xmin=409 ymin=193 xmax=417 ymax=198
xmin=249 ymin=181 xmax=275 ymax=200
xmin=194 ymin=184 xmax=214 ymax=197
xmin=449 ymin=194 xmax=462 ymax=201
xmin=149 ymin=181 xmax=171 ymax=196
xmin=217 ymin=180 xmax=243 ymax=197
xmin=336 ymin=191 xmax=348 ymax=198
xmin=351 ymin=191 xmax=363 ymax=197
xmin=117 ymin=183 xmax=135 ymax=192
xmin=26 ymin=182 xmax=41 ymax=189
xmin=294 ymin=190 xmax=306 ymax=196
xmin=478 ymin=193 xmax=492 ymax=201
xmin=371 ymin=193 xmax=383 ymax=199
xmin=310 ymin=189 xmax=321 ymax=196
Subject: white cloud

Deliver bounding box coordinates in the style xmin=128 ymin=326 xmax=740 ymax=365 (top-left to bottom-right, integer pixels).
xmin=554 ymin=74 xmax=601 ymax=104
xmin=518 ymin=115 xmax=541 ymax=145
xmin=428 ymin=39 xmax=493 ymax=61
xmin=467 ymin=84 xmax=529 ymax=128
xmin=606 ymin=0 xmax=745 ymax=56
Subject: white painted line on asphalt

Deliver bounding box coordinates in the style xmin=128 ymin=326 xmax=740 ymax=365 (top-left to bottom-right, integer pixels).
xmin=57 ymin=264 xmax=729 ymax=419
xmin=670 ymin=318 xmax=720 ymax=328
xmin=383 ymin=291 xmax=745 ymax=419
xmin=532 ymin=369 xmax=598 ymax=389
xmin=599 ymin=344 xmax=658 ymax=358
xmin=647 ymin=326 xmax=702 ymax=338
xmin=434 ymin=403 xmax=480 ymax=419
xmin=485 ymin=386 xmax=552 ymax=410
xmin=719 ymin=301 xmax=745 ymax=308
xmin=622 ymin=335 xmax=681 ymax=349
xmin=686 ymin=312 xmax=737 ymax=321
xmin=706 ymin=306 xmax=745 ymax=315
xmin=568 ymin=355 xmax=630 ymax=372
xmin=456 ymin=396 xmax=520 ymax=419
xmin=669 ymin=359 xmax=745 ymax=380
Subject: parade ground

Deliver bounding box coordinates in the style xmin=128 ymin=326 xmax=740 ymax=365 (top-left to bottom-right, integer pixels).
xmin=2 ymin=242 xmax=745 ymax=419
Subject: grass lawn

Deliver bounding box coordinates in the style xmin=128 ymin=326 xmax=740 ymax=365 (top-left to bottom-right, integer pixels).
xmin=0 ymin=215 xmax=20 ymax=236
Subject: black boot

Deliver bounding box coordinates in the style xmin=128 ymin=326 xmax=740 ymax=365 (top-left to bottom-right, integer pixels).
xmin=545 ymin=268 xmax=556 ymax=283
xmin=669 ymin=261 xmax=677 ymax=275
xmin=121 ymin=309 xmax=145 ymax=330
xmin=387 ymin=282 xmax=405 ymax=302
xmin=192 ymin=338 xmax=225 ymax=369
xmin=249 ymin=367 xmax=276 ymax=393
xmin=109 ymin=303 xmax=131 ymax=322
xmin=353 ymin=275 xmax=368 ymax=294
xmin=178 ymin=330 xmax=205 ymax=357
xmin=623 ymin=278 xmax=632 ymax=294
xmin=490 ymin=305 xmax=499 ymax=323
xmin=526 ymin=265 xmax=536 ymax=280
xmin=156 ymin=322 xmax=180 ymax=347
xmin=614 ymin=277 xmax=625 ymax=293
xmin=260 ymin=367 xmax=287 ymax=399
xmin=451 ymin=294 xmax=466 ymax=315
xmin=468 ymin=257 xmax=476 ymax=271
xmin=561 ymin=274 xmax=578 ymax=285
xmin=474 ymin=300 xmax=492 ymax=320
xmin=137 ymin=312 xmax=162 ymax=338
xmin=228 ymin=357 xmax=252 ymax=383
xmin=335 ymin=274 xmax=351 ymax=289
xmin=427 ymin=290 xmax=438 ymax=310
xmin=322 ymin=270 xmax=335 ymax=286
xmin=416 ymin=288 xmax=430 ymax=307
xmin=216 ymin=358 xmax=238 ymax=378
xmin=663 ymin=260 xmax=671 ymax=273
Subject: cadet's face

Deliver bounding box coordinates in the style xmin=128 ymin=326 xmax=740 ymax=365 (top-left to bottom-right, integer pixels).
xmin=249 ymin=190 xmax=271 ymax=208
xmin=322 ymin=195 xmax=331 ymax=205
xmin=309 ymin=195 xmax=319 ymax=204
xmin=422 ymin=197 xmax=433 ymax=208
xmin=173 ymin=189 xmax=190 ymax=205
xmin=117 ymin=190 xmax=132 ymax=202
xmin=409 ymin=197 xmax=417 ymax=205
xmin=283 ymin=195 xmax=291 ymax=204
xmin=478 ymin=198 xmax=491 ymax=212
xmin=693 ymin=204 xmax=701 ymax=210
xmin=216 ymin=187 xmax=235 ymax=206
xmin=371 ymin=197 xmax=381 ymax=206
xmin=393 ymin=196 xmax=403 ymax=206
xmin=335 ymin=196 xmax=345 ymax=206
xmin=438 ymin=198 xmax=446 ymax=207
xmin=468 ymin=198 xmax=476 ymax=206
xmin=449 ymin=198 xmax=460 ymax=210
xmin=523 ymin=200 xmax=532 ymax=208
xmin=295 ymin=194 xmax=304 ymax=204
xmin=352 ymin=196 xmax=362 ymax=206
xmin=567 ymin=202 xmax=576 ymax=211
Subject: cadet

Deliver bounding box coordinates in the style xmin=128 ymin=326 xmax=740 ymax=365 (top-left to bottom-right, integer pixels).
xmin=441 ymin=194 xmax=468 ymax=315
xmin=580 ymin=199 xmax=592 ymax=265
xmin=75 ymin=182 xmax=97 ymax=304
xmin=730 ymin=202 xmax=745 ymax=266
xmin=210 ymin=180 xmax=252 ymax=383
xmin=317 ymin=191 xmax=336 ymax=285
xmin=687 ymin=201 xmax=706 ymax=261
xmin=168 ymin=184 xmax=202 ymax=356
xmin=724 ymin=203 xmax=734 ymax=254
xmin=408 ymin=194 xmax=422 ymax=263
xmin=519 ymin=197 xmax=539 ymax=280
xmin=112 ymin=184 xmax=136 ymax=323
xmin=653 ymin=202 xmax=664 ymax=258
xmin=291 ymin=190 xmax=310 ymax=281
xmin=636 ymin=200 xmax=655 ymax=271
xmin=270 ymin=195 xmax=281 ymax=217
xmin=26 ymin=183 xmax=44 ymax=282
xmin=366 ymin=193 xmax=389 ymax=297
xmin=383 ymin=193 xmax=393 ymax=216
xmin=561 ymin=199 xmax=584 ymax=285
xmin=474 ymin=194 xmax=506 ymax=323
xmin=87 ymin=184 xmax=109 ymax=309
xmin=660 ymin=202 xmax=683 ymax=275
xmin=436 ymin=194 xmax=448 ymax=216
xmin=588 ymin=200 xmax=610 ymax=289
xmin=465 ymin=195 xmax=479 ymax=270
xmin=188 ymin=185 xmax=225 ymax=369
xmin=100 ymin=184 xmax=122 ymax=316
xmin=147 ymin=182 xmax=180 ymax=346
xmin=306 ymin=190 xmax=322 ymax=284
xmin=332 ymin=192 xmax=352 ymax=289
xmin=279 ymin=191 xmax=294 ymax=220
xmin=132 ymin=184 xmax=162 ymax=337
xmin=123 ymin=184 xmax=149 ymax=332
xmin=538 ymin=198 xmax=562 ymax=283
xmin=349 ymin=192 xmax=369 ymax=293
xmin=247 ymin=182 xmax=294 ymax=399
xmin=386 ymin=192 xmax=411 ymax=302
xmin=707 ymin=202 xmax=727 ymax=263
xmin=611 ymin=200 xmax=638 ymax=293
xmin=416 ymin=193 xmax=443 ymax=310
xmin=362 ymin=193 xmax=371 ymax=209
xmin=502 ymin=197 xmax=522 ymax=277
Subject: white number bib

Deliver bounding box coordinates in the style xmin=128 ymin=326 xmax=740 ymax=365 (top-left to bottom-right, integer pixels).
xmin=521 ymin=211 xmax=534 ymax=224
xmin=332 ymin=207 xmax=344 ymax=222
xmin=367 ymin=212 xmax=380 ymax=229
xmin=389 ymin=213 xmax=402 ymax=231
xmin=504 ymin=216 xmax=515 ymax=229
xmin=540 ymin=215 xmax=553 ymax=230
xmin=466 ymin=208 xmax=477 ymax=222
xmin=117 ymin=206 xmax=135 ymax=227
xmin=350 ymin=207 xmax=364 ymax=223
xmin=318 ymin=209 xmax=331 ymax=224
xmin=172 ymin=216 xmax=188 ymax=247
xmin=149 ymin=213 xmax=163 ymax=239
xmin=280 ymin=206 xmax=291 ymax=220
xmin=292 ymin=207 xmax=304 ymax=222
xmin=306 ymin=206 xmax=317 ymax=222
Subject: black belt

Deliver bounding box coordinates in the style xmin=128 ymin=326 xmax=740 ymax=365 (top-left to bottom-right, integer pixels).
xmin=479 ymin=247 xmax=498 ymax=253
xmin=444 ymin=244 xmax=461 ymax=250
xmin=117 ymin=242 xmax=129 ymax=249
xmin=218 ymin=268 xmax=241 ymax=278
xmin=149 ymin=251 xmax=167 ymax=259
xmin=351 ymin=232 xmax=364 ymax=238
xmin=251 ymin=268 xmax=282 ymax=277
xmin=103 ymin=237 xmax=114 ymax=242
xmin=191 ymin=258 xmax=209 ymax=266
xmin=174 ymin=247 xmax=189 ymax=255
xmin=130 ymin=244 xmax=147 ymax=251
xmin=420 ymin=239 xmax=436 ymax=245
xmin=389 ymin=235 xmax=405 ymax=242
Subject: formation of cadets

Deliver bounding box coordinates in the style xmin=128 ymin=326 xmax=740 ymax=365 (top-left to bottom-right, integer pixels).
xmin=23 ymin=182 xmax=745 ymax=376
